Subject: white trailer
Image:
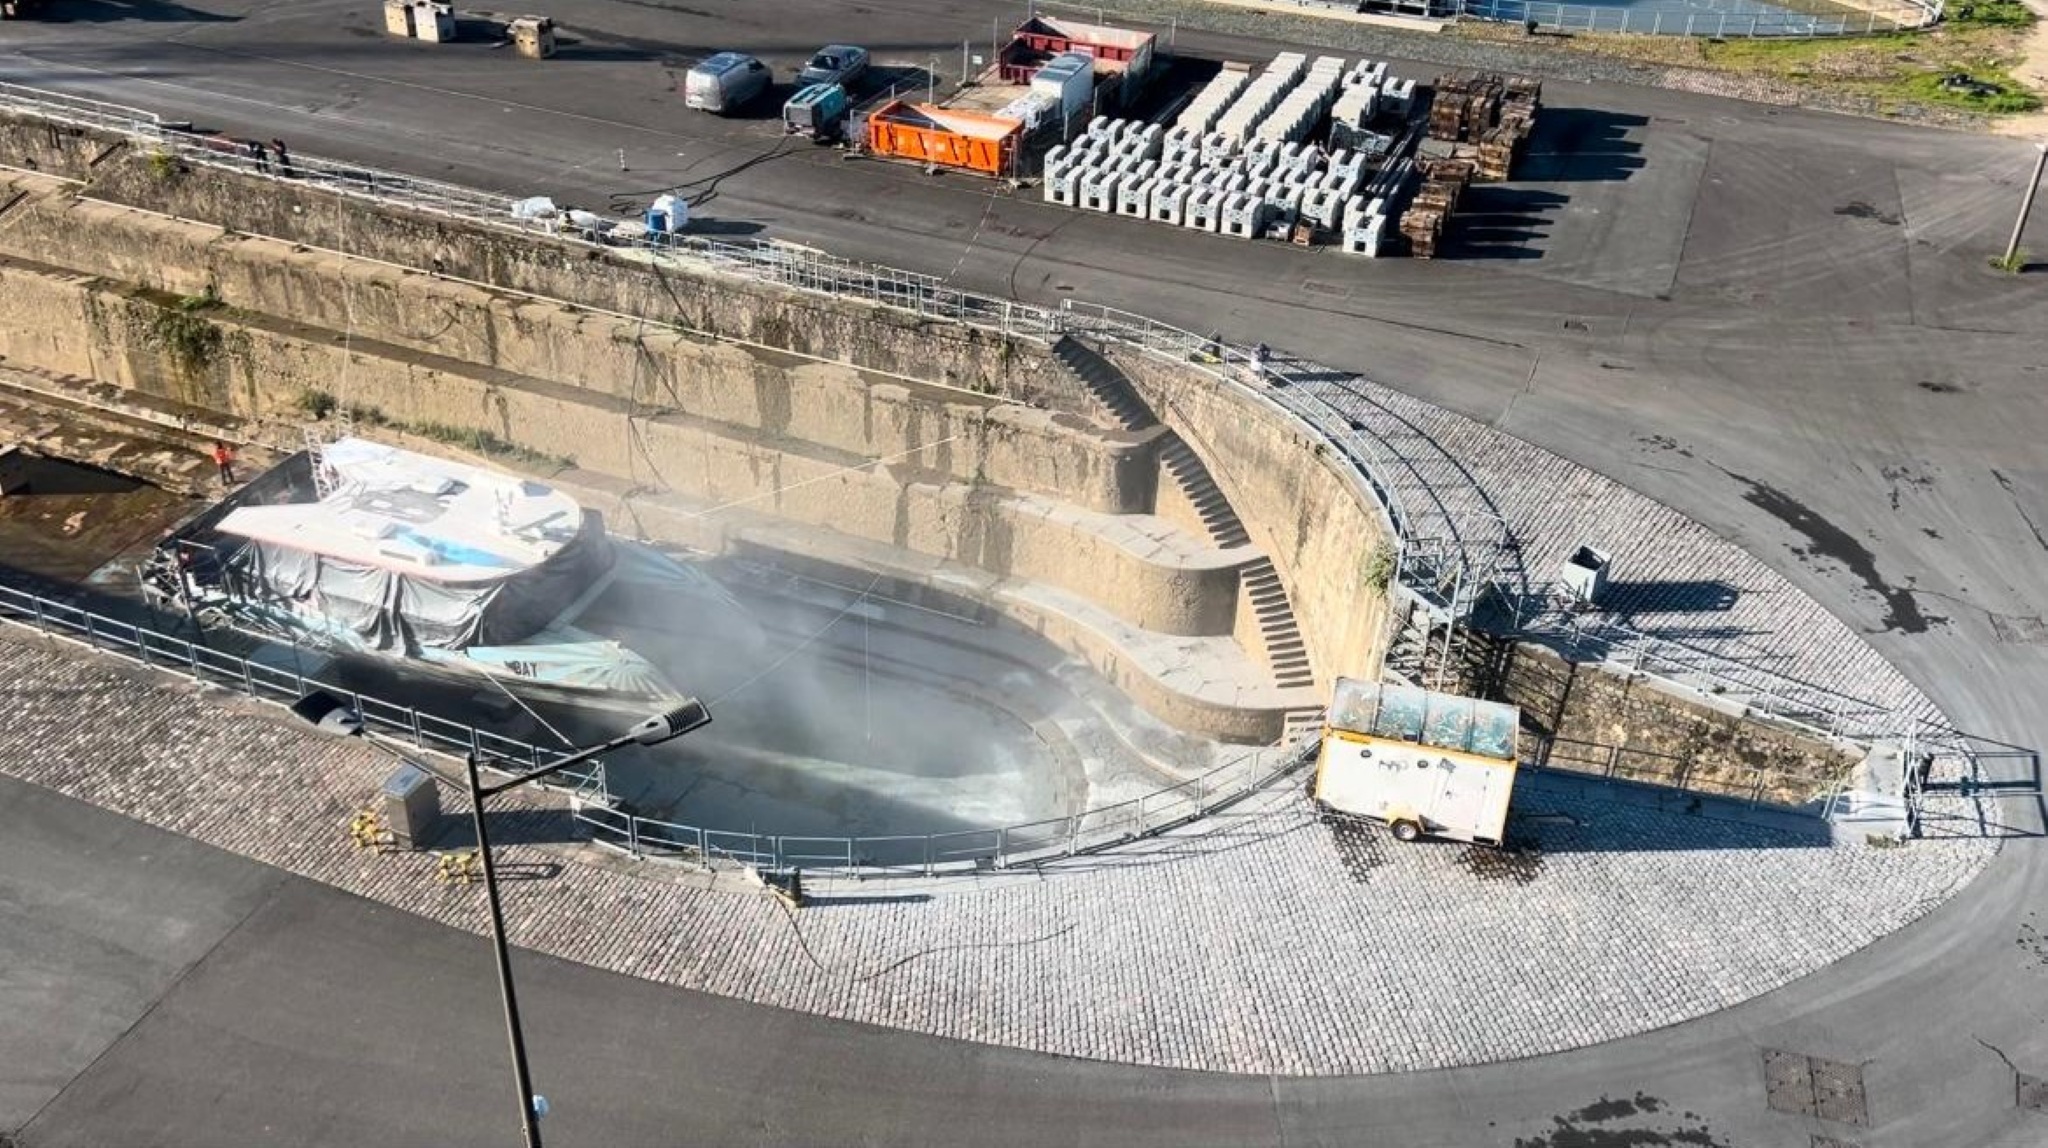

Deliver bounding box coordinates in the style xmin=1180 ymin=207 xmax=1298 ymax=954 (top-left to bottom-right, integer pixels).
xmin=1313 ymin=679 xmax=1520 ymax=845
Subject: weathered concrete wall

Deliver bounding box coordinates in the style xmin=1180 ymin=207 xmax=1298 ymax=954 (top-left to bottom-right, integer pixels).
xmin=0 ymin=195 xmax=1156 ymax=516
xmin=1503 ymin=643 xmax=1857 ymax=801
xmin=0 ymin=257 xmax=1238 ymax=638
xmin=65 ymin=149 xmax=1085 ymax=407
xmin=0 ymin=115 xmax=116 ymax=181
xmin=1108 ymin=349 xmax=1392 ymax=696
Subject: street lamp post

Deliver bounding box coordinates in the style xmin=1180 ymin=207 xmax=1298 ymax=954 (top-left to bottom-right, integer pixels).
xmin=2003 ymin=140 xmax=2048 ymax=271
xmin=467 ymin=701 xmax=711 ymax=1148
xmin=294 ymin=693 xmax=711 ymax=1148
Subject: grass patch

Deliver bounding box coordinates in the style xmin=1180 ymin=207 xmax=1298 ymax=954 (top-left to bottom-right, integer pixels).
xmin=1949 ymin=0 xmax=2037 ymax=29
xmin=1892 ymin=67 xmax=2042 ymax=112
xmin=1455 ymin=8 xmax=2042 ymax=121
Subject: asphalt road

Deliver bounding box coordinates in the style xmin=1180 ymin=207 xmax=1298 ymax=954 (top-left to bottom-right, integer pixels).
xmin=3 ymin=1 xmax=2047 ymax=1145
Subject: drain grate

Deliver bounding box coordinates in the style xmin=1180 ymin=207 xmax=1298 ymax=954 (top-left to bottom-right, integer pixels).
xmin=1762 ymin=1049 xmax=1870 ymax=1126
xmin=1811 ymin=1058 xmax=1871 ymax=1126
xmin=1810 ymin=1137 xmax=1861 ymax=1148
xmin=1764 ymin=1049 xmax=1814 ymax=1116
xmin=2019 ymin=1074 xmax=2048 ymax=1112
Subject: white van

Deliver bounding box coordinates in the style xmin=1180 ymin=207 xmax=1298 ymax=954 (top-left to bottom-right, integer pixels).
xmin=686 ymin=52 xmax=772 ymax=114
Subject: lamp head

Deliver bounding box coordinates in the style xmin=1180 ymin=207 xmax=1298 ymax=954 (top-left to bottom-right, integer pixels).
xmin=629 ymin=699 xmax=711 ymax=746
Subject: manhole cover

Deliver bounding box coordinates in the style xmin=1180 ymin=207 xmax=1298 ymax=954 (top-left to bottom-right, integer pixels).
xmin=1811 ymin=1058 xmax=1870 ymax=1126
xmin=1764 ymin=1049 xmax=1814 ymax=1116
xmin=1763 ymin=1050 xmax=1869 ymax=1125
xmin=2019 ymin=1073 xmax=2048 ymax=1112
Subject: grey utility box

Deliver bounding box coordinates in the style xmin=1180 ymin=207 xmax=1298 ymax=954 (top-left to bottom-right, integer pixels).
xmin=1561 ymin=545 xmax=1611 ymax=605
xmin=381 ymin=761 xmax=443 ymax=849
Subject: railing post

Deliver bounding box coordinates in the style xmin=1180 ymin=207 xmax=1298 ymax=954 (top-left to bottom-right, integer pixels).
xmin=237 ymin=650 xmax=252 ymax=695
xmin=628 ymin=814 xmax=640 ymax=857
xmin=410 ymin=707 xmax=423 ymax=746
xmin=82 ymin=614 xmax=98 ymax=649
xmin=1606 ymin=745 xmax=1621 ymax=779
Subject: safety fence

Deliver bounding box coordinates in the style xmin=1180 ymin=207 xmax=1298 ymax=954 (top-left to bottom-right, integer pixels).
xmin=1454 ymin=0 xmax=1939 ymax=35
xmin=0 ymin=581 xmax=1314 ymax=875
xmin=576 ymin=742 xmax=1310 ymax=875
xmin=0 ymin=83 xmax=1945 ymax=790
xmin=0 ymin=584 xmax=588 ymax=782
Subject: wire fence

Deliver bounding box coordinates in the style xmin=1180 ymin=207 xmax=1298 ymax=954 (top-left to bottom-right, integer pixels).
xmin=1453 ymin=0 xmax=1940 ymax=35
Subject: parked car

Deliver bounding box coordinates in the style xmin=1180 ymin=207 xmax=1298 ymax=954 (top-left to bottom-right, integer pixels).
xmin=686 ymin=52 xmax=772 ymax=114
xmin=797 ymin=44 xmax=869 ymax=90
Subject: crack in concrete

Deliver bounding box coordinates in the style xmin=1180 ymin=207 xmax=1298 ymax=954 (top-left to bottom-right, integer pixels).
xmin=1990 ymin=469 xmax=2048 ymax=556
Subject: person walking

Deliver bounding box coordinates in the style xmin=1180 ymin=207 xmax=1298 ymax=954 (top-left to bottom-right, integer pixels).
xmin=211 ymin=441 xmax=237 ymax=486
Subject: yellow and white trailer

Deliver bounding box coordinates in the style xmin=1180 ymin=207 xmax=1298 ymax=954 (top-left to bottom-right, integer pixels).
xmin=1313 ymin=678 xmax=1521 ymax=846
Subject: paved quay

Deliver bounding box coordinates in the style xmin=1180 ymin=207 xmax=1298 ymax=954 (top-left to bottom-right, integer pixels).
xmin=0 ymin=621 xmax=1996 ymax=1076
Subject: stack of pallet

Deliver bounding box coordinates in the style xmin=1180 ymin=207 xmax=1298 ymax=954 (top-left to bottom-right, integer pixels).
xmin=1474 ymin=75 xmax=1541 ymax=181
xmin=1428 ymin=73 xmax=1505 ymax=143
xmin=1402 ymin=157 xmax=1475 ymax=260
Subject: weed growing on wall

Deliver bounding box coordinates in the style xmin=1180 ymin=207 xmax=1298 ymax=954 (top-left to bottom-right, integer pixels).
xmin=294 ymin=388 xmax=338 ymax=419
xmin=1361 ymin=541 xmax=1396 ymax=594
xmin=150 ymin=289 xmax=225 ymax=377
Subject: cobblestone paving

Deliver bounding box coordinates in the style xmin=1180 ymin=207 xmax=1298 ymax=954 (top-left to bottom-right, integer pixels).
xmin=0 ymin=626 xmax=1996 ymax=1075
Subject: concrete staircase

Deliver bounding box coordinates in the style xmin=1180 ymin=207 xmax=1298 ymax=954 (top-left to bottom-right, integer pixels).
xmin=1158 ymin=437 xmax=1251 ymax=549
xmin=1240 ymin=557 xmax=1313 ymax=690
xmin=1055 ymin=334 xmax=1318 ymax=730
xmin=1052 ymin=335 xmax=1157 ymax=432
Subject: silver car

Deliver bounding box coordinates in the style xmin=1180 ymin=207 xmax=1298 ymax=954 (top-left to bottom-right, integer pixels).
xmin=797 ymin=44 xmax=869 ymax=90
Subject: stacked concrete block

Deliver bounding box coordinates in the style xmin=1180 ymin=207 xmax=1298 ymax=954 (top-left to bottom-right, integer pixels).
xmin=1342 ymin=59 xmax=1388 ymax=90
xmin=1150 ymin=179 xmax=1191 ymax=225
xmin=1252 ymin=55 xmax=1343 ymax=146
xmin=1173 ymin=68 xmax=1250 ymax=135
xmin=1046 ymin=160 xmax=1085 ymax=206
xmin=1213 ymin=52 xmax=1307 ymax=147
xmin=1185 ymin=187 xmax=1224 ymax=233
xmin=1117 ymin=163 xmax=1158 ymax=217
xmin=1080 ymin=163 xmax=1122 ymax=213
xmin=1339 ymin=195 xmax=1387 ymax=257
xmin=1327 ymin=149 xmax=1367 ymax=185
xmin=1331 ymin=81 xmax=1379 ymax=136
xmin=1380 ymin=77 xmax=1417 ymax=118
xmin=1220 ymin=193 xmax=1267 ymax=239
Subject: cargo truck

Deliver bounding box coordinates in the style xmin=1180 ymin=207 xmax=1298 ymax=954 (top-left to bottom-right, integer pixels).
xmin=1313 ymin=678 xmax=1520 ymax=845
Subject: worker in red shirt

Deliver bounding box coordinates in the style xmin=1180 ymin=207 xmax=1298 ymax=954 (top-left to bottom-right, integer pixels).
xmin=211 ymin=441 xmax=236 ymax=486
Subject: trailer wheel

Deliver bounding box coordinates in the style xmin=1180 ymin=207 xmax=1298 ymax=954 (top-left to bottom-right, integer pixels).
xmin=1390 ymin=819 xmax=1423 ymax=843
